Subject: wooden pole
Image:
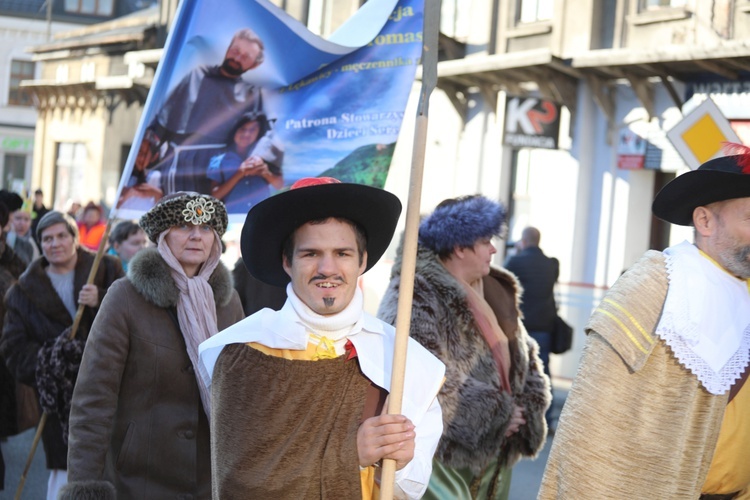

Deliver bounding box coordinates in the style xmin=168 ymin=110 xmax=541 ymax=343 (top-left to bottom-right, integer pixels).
xmin=14 ymin=218 xmax=114 ymax=500
xmin=69 ymin=218 xmax=114 ymax=340
xmin=13 ymin=412 xmax=47 ymax=500
xmin=379 ymin=0 xmax=438 ymax=497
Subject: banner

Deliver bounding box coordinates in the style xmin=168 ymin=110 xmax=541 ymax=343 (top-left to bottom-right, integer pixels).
xmin=115 ymin=0 xmax=423 ymax=222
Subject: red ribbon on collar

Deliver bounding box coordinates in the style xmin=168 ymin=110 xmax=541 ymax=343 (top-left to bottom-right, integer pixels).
xmin=344 ymin=340 xmax=358 ymax=361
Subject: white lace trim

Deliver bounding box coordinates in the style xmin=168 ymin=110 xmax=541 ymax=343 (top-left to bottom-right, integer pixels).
xmin=655 ymin=241 xmax=750 ymax=395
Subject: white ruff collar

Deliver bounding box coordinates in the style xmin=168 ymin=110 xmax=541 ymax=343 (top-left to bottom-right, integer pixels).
xmin=655 ymin=241 xmax=750 ymax=395
xmin=285 ymin=284 xmax=365 ymax=354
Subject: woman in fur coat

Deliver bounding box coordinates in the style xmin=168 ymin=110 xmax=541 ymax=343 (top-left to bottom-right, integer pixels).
xmin=61 ymin=193 xmax=243 ymax=499
xmin=378 ymin=195 xmax=551 ymax=499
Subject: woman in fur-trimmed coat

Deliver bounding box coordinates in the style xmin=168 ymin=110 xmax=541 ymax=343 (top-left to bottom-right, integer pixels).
xmin=62 ymin=193 xmax=244 ymax=500
xmin=378 ymin=195 xmax=550 ymax=499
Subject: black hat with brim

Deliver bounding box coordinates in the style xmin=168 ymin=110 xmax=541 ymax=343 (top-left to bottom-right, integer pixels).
xmin=652 ymin=154 xmax=750 ymax=226
xmin=241 ymin=180 xmax=402 ymax=286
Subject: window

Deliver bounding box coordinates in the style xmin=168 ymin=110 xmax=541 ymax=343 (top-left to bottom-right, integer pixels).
xmin=517 ymin=0 xmax=553 ymax=24
xmin=441 ymin=0 xmax=471 ymax=40
xmin=64 ymin=0 xmax=114 ymax=16
xmin=3 ymin=154 xmax=27 ymax=191
xmin=307 ymin=0 xmax=360 ymax=36
xmin=55 ymin=64 xmax=69 ymax=84
xmin=81 ymin=62 xmax=96 ymax=82
xmin=54 ymin=143 xmax=88 ymax=210
xmin=8 ymin=60 xmax=35 ymax=106
xmin=640 ymin=0 xmax=687 ymax=9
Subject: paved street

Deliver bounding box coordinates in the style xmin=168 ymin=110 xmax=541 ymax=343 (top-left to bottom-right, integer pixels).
xmin=510 ymin=435 xmax=553 ymax=500
xmin=508 ymin=383 xmax=567 ymax=500
xmin=1 ymin=427 xmax=47 ymax=500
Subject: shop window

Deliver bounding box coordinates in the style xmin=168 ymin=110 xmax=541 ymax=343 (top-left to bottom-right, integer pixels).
xmin=516 ymin=0 xmax=553 ymax=24
xmin=8 ymin=60 xmax=35 ymax=106
xmin=3 ymin=154 xmax=27 ymax=192
xmin=64 ymin=0 xmax=114 ymax=16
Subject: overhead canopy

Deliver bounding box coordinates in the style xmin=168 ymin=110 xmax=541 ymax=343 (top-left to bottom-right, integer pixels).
xmin=430 ymin=38 xmax=750 ymax=123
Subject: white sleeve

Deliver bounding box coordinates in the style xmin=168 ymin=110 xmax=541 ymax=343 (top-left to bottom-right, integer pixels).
xmin=393 ymin=394 xmax=443 ymax=499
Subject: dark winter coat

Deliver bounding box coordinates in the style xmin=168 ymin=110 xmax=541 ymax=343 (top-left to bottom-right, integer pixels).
xmin=62 ymin=248 xmax=244 ymax=500
xmin=0 ymin=240 xmax=30 ymax=439
xmin=0 ymin=241 xmax=32 ymax=491
xmin=231 ymin=257 xmax=286 ymax=316
xmin=504 ymin=246 xmax=559 ymax=332
xmin=0 ymin=247 xmax=123 ymax=469
xmin=377 ymin=245 xmax=550 ymax=474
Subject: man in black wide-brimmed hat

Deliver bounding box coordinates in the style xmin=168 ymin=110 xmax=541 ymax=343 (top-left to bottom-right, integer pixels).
xmin=199 ymin=177 xmax=445 ymax=499
xmin=540 ymin=151 xmax=750 ymax=499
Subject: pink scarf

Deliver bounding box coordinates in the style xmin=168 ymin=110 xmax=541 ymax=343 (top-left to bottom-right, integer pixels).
xmin=157 ymin=230 xmax=221 ymax=419
xmin=460 ymin=279 xmax=512 ymax=393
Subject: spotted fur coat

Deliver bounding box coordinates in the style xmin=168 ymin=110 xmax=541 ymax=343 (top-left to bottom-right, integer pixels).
xmin=377 ymin=244 xmax=551 ymax=474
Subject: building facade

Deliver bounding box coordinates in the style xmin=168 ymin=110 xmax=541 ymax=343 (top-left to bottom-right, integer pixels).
xmin=383 ymin=0 xmax=750 ymax=379
xmin=22 ymin=0 xmax=750 ymax=377
xmin=0 ymin=0 xmax=155 ymax=201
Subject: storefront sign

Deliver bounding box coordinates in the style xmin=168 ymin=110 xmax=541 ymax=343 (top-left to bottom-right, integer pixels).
xmin=503 ymin=96 xmax=561 ymax=149
xmin=0 ymin=136 xmax=34 ymax=153
xmin=617 ymin=128 xmax=646 ymax=169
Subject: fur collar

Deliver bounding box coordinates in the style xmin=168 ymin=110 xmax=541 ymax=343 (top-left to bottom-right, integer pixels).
xmin=127 ymin=248 xmax=234 ymax=309
xmin=17 ymin=248 xmax=97 ymax=322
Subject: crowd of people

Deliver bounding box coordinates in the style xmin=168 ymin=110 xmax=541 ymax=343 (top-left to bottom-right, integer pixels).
xmin=0 ymin=147 xmax=747 ymax=500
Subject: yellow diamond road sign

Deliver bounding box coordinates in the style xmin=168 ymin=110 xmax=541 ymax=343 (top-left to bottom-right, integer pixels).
xmin=666 ymin=97 xmax=741 ymax=170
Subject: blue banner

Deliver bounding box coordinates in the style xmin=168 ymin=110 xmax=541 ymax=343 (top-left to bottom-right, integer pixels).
xmin=114 ymin=0 xmax=423 ymax=222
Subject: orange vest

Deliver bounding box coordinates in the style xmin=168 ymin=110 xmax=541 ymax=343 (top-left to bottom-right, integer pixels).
xmin=78 ymin=222 xmax=106 ymax=251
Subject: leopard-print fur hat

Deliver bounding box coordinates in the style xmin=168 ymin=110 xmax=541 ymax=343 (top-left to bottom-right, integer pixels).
xmin=139 ymin=192 xmax=228 ymax=242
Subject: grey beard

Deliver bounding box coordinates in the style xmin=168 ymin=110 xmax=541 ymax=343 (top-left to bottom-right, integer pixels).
xmin=323 ymin=297 xmax=335 ymax=307
xmin=720 ymin=245 xmax=750 ymax=279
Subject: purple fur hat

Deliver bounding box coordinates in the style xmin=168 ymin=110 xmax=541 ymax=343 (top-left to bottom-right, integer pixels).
xmin=419 ymin=195 xmax=506 ymax=254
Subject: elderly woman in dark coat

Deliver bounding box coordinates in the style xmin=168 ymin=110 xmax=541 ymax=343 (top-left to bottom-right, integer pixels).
xmin=61 ymin=193 xmax=244 ymax=499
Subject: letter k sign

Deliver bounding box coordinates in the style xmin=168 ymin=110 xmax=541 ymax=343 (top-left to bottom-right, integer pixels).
xmin=506 ymin=97 xmax=537 ymax=134
xmin=506 ymin=97 xmax=559 ymax=135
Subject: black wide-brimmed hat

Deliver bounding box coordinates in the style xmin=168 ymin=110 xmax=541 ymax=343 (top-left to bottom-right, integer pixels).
xmin=652 ymin=153 xmax=750 ymax=226
xmin=241 ymin=177 xmax=402 ymax=286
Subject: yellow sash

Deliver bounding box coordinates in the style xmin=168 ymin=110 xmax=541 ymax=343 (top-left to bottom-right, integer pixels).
xmin=702 ymin=379 xmax=750 ymax=495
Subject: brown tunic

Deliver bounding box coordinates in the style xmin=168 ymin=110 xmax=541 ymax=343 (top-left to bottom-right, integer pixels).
xmin=211 ymin=343 xmax=372 ymax=499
